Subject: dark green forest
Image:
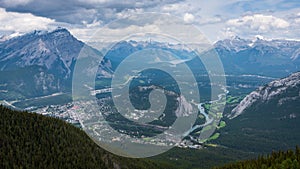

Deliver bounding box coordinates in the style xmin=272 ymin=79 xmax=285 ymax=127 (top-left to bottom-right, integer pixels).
xmin=0 ymin=105 xmax=175 ymax=169
xmin=216 ymin=146 xmax=300 ymax=169
xmin=1 ymin=105 xmax=300 ymax=169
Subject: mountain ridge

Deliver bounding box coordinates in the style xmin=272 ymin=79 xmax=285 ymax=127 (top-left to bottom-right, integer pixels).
xmin=1 ymin=28 xmax=300 ymax=102
xmin=230 ymin=71 xmax=300 ymax=119
xmin=0 ymin=28 xmax=101 ymax=100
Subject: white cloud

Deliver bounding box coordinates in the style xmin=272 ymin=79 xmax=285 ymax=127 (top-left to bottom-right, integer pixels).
xmin=219 ymin=13 xmax=300 ymax=40
xmin=82 ymin=19 xmax=102 ymax=28
xmin=0 ymin=0 xmax=299 ymax=42
xmin=183 ymin=13 xmax=195 ymax=23
xmin=69 ymin=13 xmax=210 ymax=51
xmin=227 ymin=14 xmax=290 ymax=32
xmin=0 ymin=8 xmax=55 ymax=34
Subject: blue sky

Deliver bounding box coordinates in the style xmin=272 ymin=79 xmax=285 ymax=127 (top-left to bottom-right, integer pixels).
xmin=0 ymin=0 xmax=300 ymax=42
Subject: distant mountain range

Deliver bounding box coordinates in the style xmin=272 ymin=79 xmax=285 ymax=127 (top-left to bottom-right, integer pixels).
xmin=215 ymin=36 xmax=300 ymax=77
xmin=0 ymin=28 xmax=300 ymax=101
xmin=101 ymin=36 xmax=300 ymax=77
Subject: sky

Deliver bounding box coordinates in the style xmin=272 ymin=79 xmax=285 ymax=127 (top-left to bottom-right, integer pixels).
xmin=0 ymin=0 xmax=300 ymax=43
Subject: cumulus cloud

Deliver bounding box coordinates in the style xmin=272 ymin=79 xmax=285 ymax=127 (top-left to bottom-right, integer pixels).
xmin=227 ymin=14 xmax=290 ymax=32
xmin=183 ymin=13 xmax=195 ymax=23
xmin=0 ymin=8 xmax=55 ymax=34
xmin=222 ymin=14 xmax=292 ymax=39
xmin=1 ymin=0 xmax=300 ymax=42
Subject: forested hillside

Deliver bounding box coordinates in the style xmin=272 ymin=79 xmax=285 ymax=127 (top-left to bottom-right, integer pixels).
xmin=2 ymin=104 xmax=300 ymax=169
xmin=216 ymin=146 xmax=300 ymax=169
xmin=0 ymin=105 xmax=174 ymax=169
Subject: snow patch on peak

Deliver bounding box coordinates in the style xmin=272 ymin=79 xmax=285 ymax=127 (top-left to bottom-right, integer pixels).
xmin=0 ymin=32 xmax=24 ymax=42
xmin=252 ymin=35 xmax=272 ymax=42
xmin=255 ymin=35 xmax=265 ymax=40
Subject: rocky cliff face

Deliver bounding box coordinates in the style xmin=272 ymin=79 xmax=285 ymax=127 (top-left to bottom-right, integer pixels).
xmin=229 ymin=72 xmax=300 ymax=119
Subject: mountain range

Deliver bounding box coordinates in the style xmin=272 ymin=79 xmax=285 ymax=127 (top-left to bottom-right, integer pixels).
xmin=215 ymin=36 xmax=300 ymax=77
xmin=1 ymin=28 xmax=300 ymax=102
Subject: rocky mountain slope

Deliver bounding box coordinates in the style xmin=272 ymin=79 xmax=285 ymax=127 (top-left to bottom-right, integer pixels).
xmin=0 ymin=28 xmax=100 ymax=100
xmin=214 ymin=72 xmax=300 ymax=154
xmin=230 ymin=72 xmax=300 ymax=119
xmin=0 ymin=28 xmax=81 ymax=76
